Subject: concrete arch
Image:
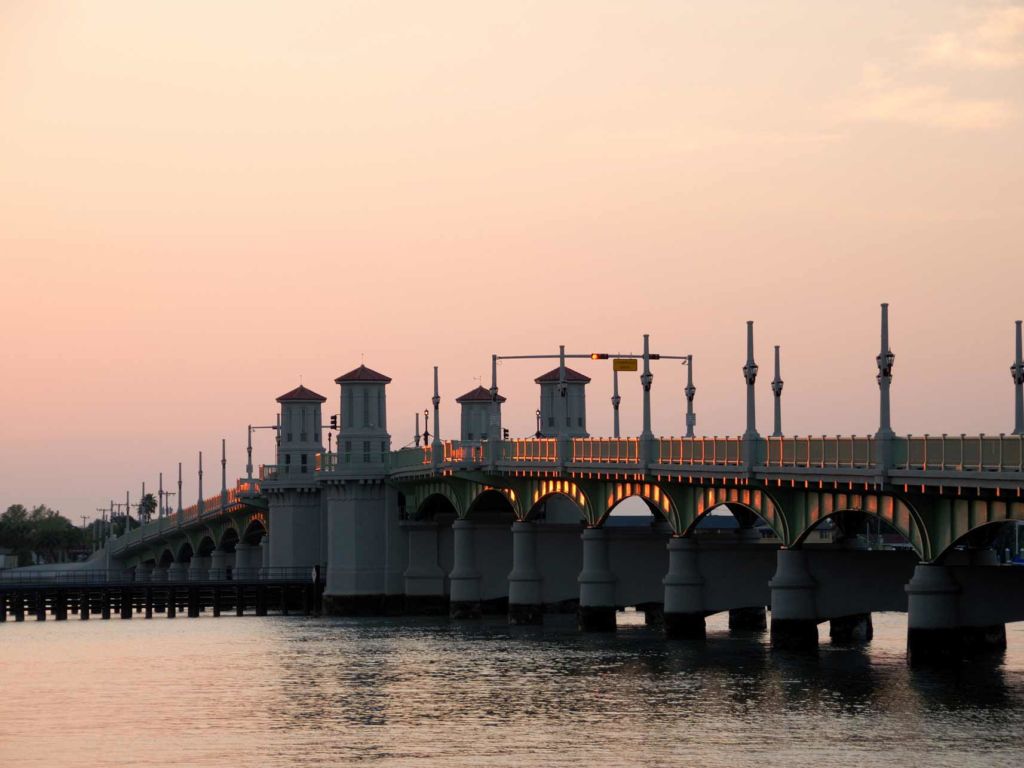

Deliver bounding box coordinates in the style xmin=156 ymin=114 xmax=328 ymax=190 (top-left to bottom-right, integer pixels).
xmin=788 ymin=493 xmax=929 ymax=559
xmin=242 ymin=517 xmax=267 ymax=545
xmin=195 ymin=535 xmax=216 ymax=557
xmin=525 ymin=479 xmax=592 ymax=524
xmin=465 ymin=488 xmax=518 ymax=519
xmin=414 ymin=492 xmax=460 ymax=521
xmin=407 ymin=481 xmax=464 ymax=520
xmin=679 ymin=486 xmax=789 ymax=542
xmin=923 ymin=497 xmax=1024 ymax=563
xmin=791 ymin=507 xmax=924 ymax=557
xmin=176 ymin=541 xmax=194 ymax=562
xmin=933 ymin=519 xmax=1023 ymax=564
xmin=597 ymin=481 xmax=673 ymax=526
xmin=218 ymin=526 xmax=240 ymax=550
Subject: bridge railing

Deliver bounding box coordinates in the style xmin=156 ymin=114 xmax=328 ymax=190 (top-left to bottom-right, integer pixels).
xmin=896 ymin=434 xmax=1024 ymax=472
xmin=391 ymin=446 xmax=431 ymax=470
xmin=571 ymin=438 xmax=639 ymax=464
xmin=0 ymin=569 xmax=134 ymax=586
xmin=501 ymin=438 xmax=558 ymax=463
xmin=763 ymin=435 xmax=875 ymax=469
xmin=657 ymin=437 xmax=744 ymax=466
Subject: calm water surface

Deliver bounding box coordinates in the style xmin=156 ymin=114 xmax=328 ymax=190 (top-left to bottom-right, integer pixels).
xmin=2 ymin=612 xmax=1023 ymax=767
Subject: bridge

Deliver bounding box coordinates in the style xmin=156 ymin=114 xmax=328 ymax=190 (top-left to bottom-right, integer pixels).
xmin=7 ymin=305 xmax=1024 ymax=666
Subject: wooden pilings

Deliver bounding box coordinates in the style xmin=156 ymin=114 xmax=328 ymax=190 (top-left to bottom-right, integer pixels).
xmin=0 ymin=580 xmax=322 ymax=624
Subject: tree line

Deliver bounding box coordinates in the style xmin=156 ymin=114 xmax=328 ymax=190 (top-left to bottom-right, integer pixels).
xmin=1 ymin=505 xmax=94 ymax=566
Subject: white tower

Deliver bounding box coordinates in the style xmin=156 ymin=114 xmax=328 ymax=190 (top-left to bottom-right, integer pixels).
xmin=334 ymin=364 xmax=392 ymax=468
xmin=535 ymin=367 xmax=590 ymax=438
xmin=456 ymin=385 xmax=505 ymax=442
xmin=275 ymin=385 xmax=327 ymax=477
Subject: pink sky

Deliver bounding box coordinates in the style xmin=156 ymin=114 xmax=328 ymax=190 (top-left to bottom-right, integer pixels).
xmin=1 ymin=1 xmax=1022 ymax=520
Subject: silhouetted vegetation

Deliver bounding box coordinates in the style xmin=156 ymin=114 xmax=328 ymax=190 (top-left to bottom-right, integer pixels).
xmin=0 ymin=504 xmax=90 ymax=565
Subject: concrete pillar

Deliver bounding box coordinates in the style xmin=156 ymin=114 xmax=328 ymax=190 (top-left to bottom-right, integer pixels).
xmin=662 ymin=536 xmax=706 ymax=639
xmin=508 ymin=521 xmax=543 ymax=625
xmin=167 ymin=561 xmax=188 ymax=582
xmin=578 ymin=527 xmax=616 ymax=632
xmin=234 ymin=542 xmax=254 ymax=580
xmin=135 ymin=563 xmax=153 ymax=583
xmin=150 ymin=565 xmax=168 ymax=582
xmin=260 ymin=537 xmax=270 ymax=579
xmin=188 ymin=556 xmax=210 ymax=582
xmin=403 ymin=521 xmax=446 ymax=614
xmin=449 ymin=519 xmax=481 ymax=619
xmin=905 ymin=564 xmax=1006 ymax=665
xmin=208 ymin=549 xmax=227 ymax=581
xmin=769 ymin=549 xmax=819 ymax=650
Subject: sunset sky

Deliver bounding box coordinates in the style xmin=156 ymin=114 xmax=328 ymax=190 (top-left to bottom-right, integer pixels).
xmin=2 ymin=1 xmax=1022 ymax=520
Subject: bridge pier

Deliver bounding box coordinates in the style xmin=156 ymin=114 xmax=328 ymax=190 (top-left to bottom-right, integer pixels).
xmin=35 ymin=593 xmax=46 ymax=621
xmin=188 ymin=556 xmax=210 ymax=582
xmin=905 ymin=562 xmax=1012 ymax=666
xmin=234 ymin=542 xmax=257 ymax=581
xmin=449 ymin=519 xmax=481 ymax=619
xmin=135 ymin=563 xmax=152 ymax=583
xmin=663 ymin=536 xmax=706 ymax=639
xmin=150 ymin=565 xmax=168 ymax=582
xmin=578 ymin=527 xmax=616 ymax=632
xmin=508 ymin=521 xmax=543 ymax=625
xmin=768 ymin=546 xmax=920 ymax=651
xmin=768 ymin=549 xmax=819 ymax=650
xmin=167 ymin=561 xmax=187 ymax=582
xmin=402 ymin=521 xmax=446 ymax=615
xmin=208 ymin=549 xmax=228 ymax=581
xmin=259 ymin=537 xmax=270 ymax=579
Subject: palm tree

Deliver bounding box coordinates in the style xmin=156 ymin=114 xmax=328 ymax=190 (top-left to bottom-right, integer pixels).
xmin=139 ymin=493 xmax=157 ymax=523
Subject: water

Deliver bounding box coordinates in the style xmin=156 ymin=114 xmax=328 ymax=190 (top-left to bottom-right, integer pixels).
xmin=2 ymin=612 xmax=1023 ymax=767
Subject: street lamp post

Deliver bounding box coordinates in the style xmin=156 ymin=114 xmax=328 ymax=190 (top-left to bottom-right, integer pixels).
xmin=432 ymin=366 xmax=441 ymax=469
xmin=874 ymin=303 xmax=896 ymax=472
xmin=684 ymin=354 xmax=696 ymax=438
xmin=742 ymin=321 xmax=760 ymax=468
xmin=611 ymin=368 xmax=621 ymax=438
xmin=1012 ymin=320 xmax=1023 ymax=436
xmin=771 ymin=345 xmax=784 ymax=438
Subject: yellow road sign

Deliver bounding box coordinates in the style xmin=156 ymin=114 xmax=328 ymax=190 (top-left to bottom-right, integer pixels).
xmin=613 ymin=358 xmax=638 ymax=372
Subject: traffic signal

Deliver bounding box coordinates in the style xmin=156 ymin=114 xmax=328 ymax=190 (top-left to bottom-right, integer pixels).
xmin=502 ymin=428 xmax=510 ymax=439
xmin=330 ymin=415 xmax=337 ymax=429
xmin=590 ymin=353 xmax=609 ymax=360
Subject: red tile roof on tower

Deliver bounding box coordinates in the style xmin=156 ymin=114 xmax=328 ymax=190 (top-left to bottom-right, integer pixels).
xmin=276 ymin=385 xmax=327 ymax=403
xmin=534 ymin=366 xmax=591 ymax=384
xmin=334 ymin=364 xmax=392 ymax=384
xmin=456 ymin=385 xmax=507 ymax=403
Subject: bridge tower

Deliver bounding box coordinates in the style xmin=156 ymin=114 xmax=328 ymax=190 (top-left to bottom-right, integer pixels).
xmin=457 ymin=385 xmax=505 ymax=442
xmin=535 ymin=366 xmax=590 ymax=438
xmin=323 ymin=365 xmax=404 ymax=614
xmin=334 ymin=365 xmax=392 ymax=466
xmin=265 ymin=385 xmax=327 ymax=574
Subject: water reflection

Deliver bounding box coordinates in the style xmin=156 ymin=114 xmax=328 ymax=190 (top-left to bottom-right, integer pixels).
xmin=1 ymin=613 xmax=1023 ymax=767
